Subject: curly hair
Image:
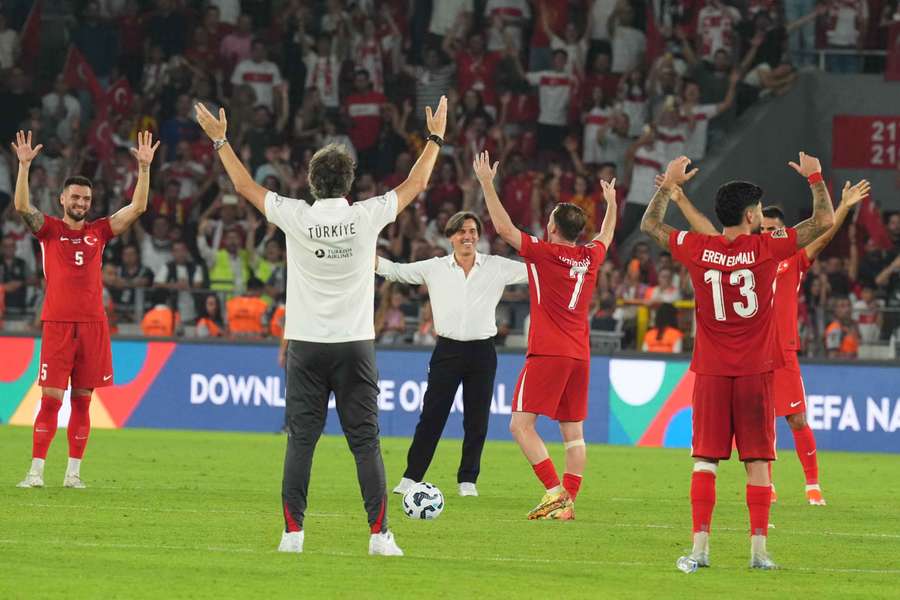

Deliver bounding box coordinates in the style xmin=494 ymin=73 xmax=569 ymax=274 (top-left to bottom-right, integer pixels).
xmin=307 ymin=144 xmax=356 ymax=200
xmin=715 ymin=181 xmax=763 ymax=227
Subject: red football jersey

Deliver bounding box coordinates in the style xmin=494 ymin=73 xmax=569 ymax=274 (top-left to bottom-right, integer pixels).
xmin=35 ymin=216 xmax=115 ymax=322
xmin=669 ymin=228 xmax=798 ymax=376
xmin=519 ymin=232 xmax=606 ymax=360
xmin=773 ymin=250 xmax=811 ymax=352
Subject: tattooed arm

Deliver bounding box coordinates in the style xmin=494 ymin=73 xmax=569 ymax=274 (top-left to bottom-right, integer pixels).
xmin=11 ymin=130 xmax=45 ymax=233
xmin=788 ymin=152 xmax=836 ymax=248
xmin=641 ymin=156 xmax=699 ymax=250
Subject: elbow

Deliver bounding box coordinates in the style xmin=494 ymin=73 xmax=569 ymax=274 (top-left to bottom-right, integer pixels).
xmin=818 ymin=213 xmax=835 ymax=231
xmin=639 ymin=216 xmax=652 ymax=234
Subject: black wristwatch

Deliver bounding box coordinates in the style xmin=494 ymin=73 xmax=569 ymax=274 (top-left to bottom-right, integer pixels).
xmin=427 ymin=133 xmax=444 ymax=147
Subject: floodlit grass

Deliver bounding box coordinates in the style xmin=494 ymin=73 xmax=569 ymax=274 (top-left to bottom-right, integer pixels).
xmin=1 ymin=426 xmax=898 ymax=598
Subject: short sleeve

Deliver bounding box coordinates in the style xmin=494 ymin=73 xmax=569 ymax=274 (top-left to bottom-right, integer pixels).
xmin=357 ymin=190 xmax=398 ymax=231
xmin=765 ymin=226 xmax=798 ymax=261
xmin=96 ymin=217 xmax=115 ymax=242
xmin=518 ymin=230 xmax=542 ymax=260
xmin=525 ymin=71 xmax=544 ymax=86
xmin=587 ymin=241 xmax=607 ymax=266
xmin=668 ymin=230 xmax=693 ymax=263
xmin=265 ymin=190 xmax=306 ymax=234
xmin=797 ymin=249 xmax=812 ymax=269
xmin=33 ymin=215 xmax=58 ymax=241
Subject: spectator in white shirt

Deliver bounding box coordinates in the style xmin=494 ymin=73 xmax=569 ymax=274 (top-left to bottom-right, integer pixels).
xmin=484 ymin=0 xmax=531 ymax=49
xmin=304 ymin=35 xmax=342 ymax=110
xmin=41 ymin=76 xmax=83 ymax=145
xmin=680 ymin=70 xmax=738 ymax=161
xmin=430 ymin=0 xmax=474 ymax=38
xmin=0 ymin=14 xmax=19 ymax=70
xmin=231 ymin=39 xmax=284 ymax=111
xmin=610 ymin=2 xmax=647 ymax=74
xmin=517 ymin=49 xmax=576 ymax=151
xmin=824 ymin=0 xmax=869 ymax=72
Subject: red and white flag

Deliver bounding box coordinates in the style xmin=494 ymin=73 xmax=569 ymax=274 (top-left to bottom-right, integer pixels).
xmin=63 ymin=47 xmax=104 ymax=103
xmin=20 ymin=0 xmax=43 ymax=69
xmin=855 ymin=196 xmax=894 ymax=250
xmin=105 ymin=77 xmax=134 ymax=115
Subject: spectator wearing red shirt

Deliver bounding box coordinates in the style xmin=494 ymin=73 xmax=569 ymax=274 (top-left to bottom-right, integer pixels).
xmin=444 ymin=31 xmax=502 ymax=109
xmin=500 ymin=153 xmax=539 ymax=229
xmin=343 ymin=69 xmax=387 ymax=173
xmin=425 ymin=161 xmax=463 ymax=219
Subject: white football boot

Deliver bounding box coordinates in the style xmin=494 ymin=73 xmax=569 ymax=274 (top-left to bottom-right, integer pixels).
xmin=458 ymin=482 xmax=478 ymax=497
xmin=278 ymin=531 xmax=304 ymax=553
xmin=63 ymin=473 xmax=86 ymax=489
xmin=392 ymin=478 xmax=416 ymax=495
xmin=17 ymin=471 xmax=44 ymax=488
xmin=369 ymin=531 xmax=404 ymax=556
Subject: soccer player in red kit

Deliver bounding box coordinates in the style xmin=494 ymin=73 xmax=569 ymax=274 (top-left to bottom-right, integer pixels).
xmin=669 ymin=177 xmax=871 ymax=507
xmin=474 ymin=151 xmax=618 ymax=520
xmin=14 ymin=130 xmax=159 ymax=489
xmin=760 ymin=179 xmax=870 ymax=505
xmin=641 ymin=154 xmax=835 ymax=569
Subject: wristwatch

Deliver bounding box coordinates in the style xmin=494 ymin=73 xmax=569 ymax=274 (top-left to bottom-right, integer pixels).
xmin=427 ymin=133 xmax=444 ymax=147
xmin=213 ymin=138 xmax=228 ymax=151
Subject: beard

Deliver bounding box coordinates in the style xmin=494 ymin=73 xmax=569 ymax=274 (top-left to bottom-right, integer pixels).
xmin=65 ymin=208 xmax=87 ymax=222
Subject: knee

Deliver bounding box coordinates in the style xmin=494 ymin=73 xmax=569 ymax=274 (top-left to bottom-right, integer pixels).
xmin=40 ymin=396 xmax=63 ymax=413
xmin=508 ymin=418 xmax=533 ymax=438
xmin=786 ymin=412 xmax=807 ymax=430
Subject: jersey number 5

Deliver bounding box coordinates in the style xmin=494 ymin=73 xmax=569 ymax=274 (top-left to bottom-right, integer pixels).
xmin=74 ymin=251 xmax=84 ymax=266
xmin=703 ymin=268 xmax=758 ymax=321
xmin=568 ymin=264 xmax=588 ymax=310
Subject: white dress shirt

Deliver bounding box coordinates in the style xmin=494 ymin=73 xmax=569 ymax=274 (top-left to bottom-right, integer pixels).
xmin=377 ymin=253 xmax=528 ymax=341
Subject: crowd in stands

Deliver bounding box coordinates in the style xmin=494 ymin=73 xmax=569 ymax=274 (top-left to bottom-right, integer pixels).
xmin=0 ymin=0 xmax=898 ymax=358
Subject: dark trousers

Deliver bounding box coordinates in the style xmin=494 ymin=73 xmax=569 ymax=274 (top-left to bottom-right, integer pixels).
xmin=404 ymin=337 xmax=498 ymax=484
xmin=282 ymin=340 xmax=388 ymax=532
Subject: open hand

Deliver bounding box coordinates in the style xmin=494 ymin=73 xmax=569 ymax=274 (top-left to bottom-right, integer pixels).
xmin=11 ymin=130 xmax=43 ymax=165
xmin=472 ymin=150 xmax=499 ymax=184
xmin=788 ymin=151 xmax=821 ymax=177
xmin=841 ymin=179 xmax=871 ymax=208
xmin=426 ymin=96 xmax=448 ymax=138
xmin=661 ymin=156 xmax=699 ymax=187
xmin=130 ymin=130 xmax=160 ymax=168
xmin=195 ymin=103 xmax=228 ymax=140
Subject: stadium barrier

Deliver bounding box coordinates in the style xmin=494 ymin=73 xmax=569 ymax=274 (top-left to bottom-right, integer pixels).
xmin=1 ymin=336 xmax=897 ymax=453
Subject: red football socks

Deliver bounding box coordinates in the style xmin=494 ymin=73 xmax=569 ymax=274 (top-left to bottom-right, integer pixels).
xmin=67 ymin=394 xmax=92 ymax=459
xmin=33 ymin=396 xmax=62 ymax=459
xmin=563 ymin=473 xmax=583 ymax=501
xmin=792 ymin=426 xmax=819 ymax=485
xmin=746 ymin=484 xmax=772 ymax=536
xmin=690 ymin=471 xmax=716 ymax=533
xmin=532 ymin=458 xmax=561 ymax=491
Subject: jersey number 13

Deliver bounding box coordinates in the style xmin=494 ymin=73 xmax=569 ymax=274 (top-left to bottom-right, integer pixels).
xmin=703 ymin=268 xmax=758 ymax=321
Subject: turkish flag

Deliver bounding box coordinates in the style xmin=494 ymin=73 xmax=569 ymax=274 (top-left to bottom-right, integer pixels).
xmin=105 ymin=77 xmax=134 ymax=115
xmin=63 ymin=47 xmax=104 ymax=103
xmin=886 ymin=23 xmax=900 ymax=82
xmin=20 ymin=0 xmax=42 ymax=69
xmin=87 ymin=107 xmax=115 ymax=162
xmin=855 ymin=196 xmax=893 ymax=250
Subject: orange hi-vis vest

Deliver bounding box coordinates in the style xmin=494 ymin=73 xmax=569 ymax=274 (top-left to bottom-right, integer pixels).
xmin=643 ymin=327 xmax=684 ymax=353
xmin=196 ymin=317 xmax=224 ymax=337
xmin=227 ymin=295 xmax=268 ymax=335
xmin=270 ymin=305 xmax=286 ymax=338
xmin=141 ymin=305 xmax=180 ymax=337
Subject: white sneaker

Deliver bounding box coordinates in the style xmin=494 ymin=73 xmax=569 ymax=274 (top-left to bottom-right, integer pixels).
xmin=278 ymin=530 xmax=304 ymax=553
xmin=369 ymin=531 xmax=404 ymax=556
xmin=17 ymin=471 xmax=44 ymax=488
xmin=392 ymin=477 xmax=416 ymax=495
xmin=63 ymin=473 xmax=86 ymax=489
xmin=458 ymin=482 xmax=478 ymax=497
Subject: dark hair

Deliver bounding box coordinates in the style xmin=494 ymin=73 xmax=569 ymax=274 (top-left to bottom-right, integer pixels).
xmin=444 ymin=211 xmax=483 ymax=238
xmin=354 ymin=68 xmax=370 ymax=80
xmin=201 ymin=293 xmax=223 ymax=324
xmin=63 ymin=175 xmax=93 ymax=190
xmin=553 ymin=48 xmax=569 ymax=59
xmin=655 ymin=303 xmax=678 ymax=340
xmin=308 ymin=144 xmax=356 ymax=199
xmin=597 ymin=162 xmax=616 ymax=172
xmin=552 ymin=203 xmax=587 ymax=242
xmin=714 ymin=181 xmax=763 ymax=227
xmin=762 ymin=205 xmax=785 ymax=222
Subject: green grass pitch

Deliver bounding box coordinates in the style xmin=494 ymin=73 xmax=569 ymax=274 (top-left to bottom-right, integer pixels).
xmin=1 ymin=426 xmax=898 ymax=598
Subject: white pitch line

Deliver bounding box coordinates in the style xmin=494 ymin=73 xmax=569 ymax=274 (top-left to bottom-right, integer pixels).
xmin=0 ymin=538 xmax=898 ymax=575
xmin=11 ymin=501 xmax=900 ymax=540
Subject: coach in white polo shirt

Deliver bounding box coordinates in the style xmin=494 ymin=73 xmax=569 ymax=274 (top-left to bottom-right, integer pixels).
xmin=380 ymin=211 xmax=527 ymax=498
xmin=194 ymin=96 xmax=449 ymax=558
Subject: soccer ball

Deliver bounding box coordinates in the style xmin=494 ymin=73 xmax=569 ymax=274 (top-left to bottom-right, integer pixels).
xmin=402 ymin=482 xmax=444 ymax=520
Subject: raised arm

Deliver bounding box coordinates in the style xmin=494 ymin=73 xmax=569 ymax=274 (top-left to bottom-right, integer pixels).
xmin=804 ymin=180 xmax=871 ymax=260
xmin=392 ymin=96 xmax=448 ymax=215
xmin=375 ymin=255 xmax=430 ymax=285
xmin=474 ymin=150 xmax=521 ymax=251
xmin=641 ymin=156 xmax=699 ymax=249
xmin=654 ymin=174 xmax=719 ymax=234
xmin=11 ymin=130 xmax=45 ymax=233
xmin=109 ymin=131 xmax=160 ymax=235
xmin=594 ymin=178 xmax=618 ymax=248
xmin=195 ymin=103 xmax=269 ymax=216
xmin=789 ymin=152 xmax=836 ymax=248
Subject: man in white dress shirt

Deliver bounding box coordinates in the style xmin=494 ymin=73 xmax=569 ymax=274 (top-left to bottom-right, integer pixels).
xmin=195 ymin=96 xmax=448 ymax=558
xmin=380 ymin=212 xmax=527 ymax=498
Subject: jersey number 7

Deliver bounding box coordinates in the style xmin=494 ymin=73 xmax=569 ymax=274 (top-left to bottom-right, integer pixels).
xmin=568 ymin=264 xmax=588 ymax=310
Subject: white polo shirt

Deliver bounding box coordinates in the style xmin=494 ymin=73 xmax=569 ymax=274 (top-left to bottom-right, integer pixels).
xmin=265 ymin=190 xmax=397 ymax=342
xmin=376 ymin=253 xmax=528 ymax=341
